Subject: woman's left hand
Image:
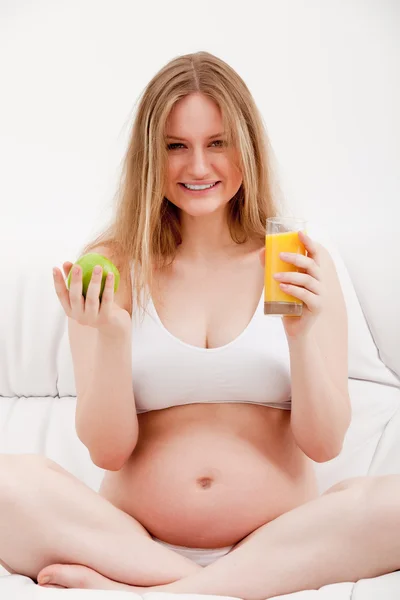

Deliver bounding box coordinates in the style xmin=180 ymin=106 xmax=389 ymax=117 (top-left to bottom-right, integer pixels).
xmin=260 ymin=231 xmax=329 ymax=339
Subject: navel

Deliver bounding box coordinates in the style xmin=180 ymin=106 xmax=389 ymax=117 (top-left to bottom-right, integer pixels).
xmin=196 ymin=476 xmax=214 ymax=489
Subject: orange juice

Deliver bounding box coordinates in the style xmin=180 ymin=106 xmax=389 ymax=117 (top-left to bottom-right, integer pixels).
xmin=264 ymin=230 xmax=306 ymax=316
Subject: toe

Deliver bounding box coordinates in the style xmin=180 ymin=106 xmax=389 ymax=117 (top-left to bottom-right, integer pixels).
xmin=37 ymin=565 xmax=57 ymax=585
xmin=38 ymin=564 xmax=88 ymax=589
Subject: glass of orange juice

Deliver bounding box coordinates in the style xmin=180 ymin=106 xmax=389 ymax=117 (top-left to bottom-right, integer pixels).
xmin=264 ymin=217 xmax=307 ymax=317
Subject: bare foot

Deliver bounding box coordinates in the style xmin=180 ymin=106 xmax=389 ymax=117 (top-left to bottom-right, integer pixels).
xmin=37 ymin=563 xmax=150 ymax=592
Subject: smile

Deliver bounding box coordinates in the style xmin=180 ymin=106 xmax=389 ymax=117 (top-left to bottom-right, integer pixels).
xmin=179 ymin=182 xmax=220 ymax=193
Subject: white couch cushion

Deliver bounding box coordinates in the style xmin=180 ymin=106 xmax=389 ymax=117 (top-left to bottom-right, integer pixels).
xmin=306 ymin=222 xmax=399 ymax=387
xmin=333 ymin=226 xmax=399 ymax=381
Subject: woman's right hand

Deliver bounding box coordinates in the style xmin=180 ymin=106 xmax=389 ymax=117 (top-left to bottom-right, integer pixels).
xmin=53 ymin=261 xmax=132 ymax=337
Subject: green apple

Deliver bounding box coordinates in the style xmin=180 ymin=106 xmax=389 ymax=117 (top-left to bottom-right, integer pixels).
xmin=67 ymin=253 xmax=120 ymax=301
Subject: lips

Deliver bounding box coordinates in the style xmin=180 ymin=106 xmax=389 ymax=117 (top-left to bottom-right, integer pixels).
xmin=178 ymin=181 xmax=221 ymax=193
xmin=180 ymin=181 xmax=220 ymax=186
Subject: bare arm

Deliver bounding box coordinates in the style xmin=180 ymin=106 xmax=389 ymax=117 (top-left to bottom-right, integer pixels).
xmin=288 ymin=244 xmax=351 ymax=462
xmin=288 ymin=331 xmax=351 ymax=463
xmin=58 ymin=246 xmax=138 ymax=472
xmin=73 ymin=324 xmax=139 ymax=471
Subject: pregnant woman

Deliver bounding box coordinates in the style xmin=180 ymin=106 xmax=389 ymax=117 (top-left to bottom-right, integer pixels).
xmin=1 ymin=51 xmax=400 ymax=600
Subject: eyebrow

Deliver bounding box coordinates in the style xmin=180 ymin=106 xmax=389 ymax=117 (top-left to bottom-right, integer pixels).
xmin=165 ymin=132 xmax=226 ymax=141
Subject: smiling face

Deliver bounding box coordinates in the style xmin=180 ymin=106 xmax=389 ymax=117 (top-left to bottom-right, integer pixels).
xmin=163 ymin=93 xmax=243 ymax=218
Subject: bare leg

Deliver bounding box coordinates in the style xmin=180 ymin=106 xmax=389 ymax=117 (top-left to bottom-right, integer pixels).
xmin=0 ymin=454 xmax=201 ymax=585
xmin=149 ymin=475 xmax=400 ymax=600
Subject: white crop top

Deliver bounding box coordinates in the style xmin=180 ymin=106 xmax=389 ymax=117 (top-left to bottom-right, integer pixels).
xmin=130 ymin=266 xmax=292 ymax=414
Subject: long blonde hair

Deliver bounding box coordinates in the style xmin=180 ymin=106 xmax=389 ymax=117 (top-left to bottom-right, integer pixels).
xmin=79 ymin=51 xmax=283 ymax=316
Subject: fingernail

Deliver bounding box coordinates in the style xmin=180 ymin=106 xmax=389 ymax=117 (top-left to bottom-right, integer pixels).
xmin=280 ymin=252 xmax=290 ymax=259
xmin=273 ymin=273 xmax=283 ymax=279
xmin=39 ymin=576 xmax=50 ymax=585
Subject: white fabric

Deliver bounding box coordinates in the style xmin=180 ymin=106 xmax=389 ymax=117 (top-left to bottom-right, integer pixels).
xmin=0 ymin=219 xmax=400 ymax=599
xmin=306 ymin=222 xmax=399 ymax=387
xmin=331 ymin=225 xmax=400 ymax=381
xmin=132 ymin=282 xmax=292 ymax=414
xmin=151 ymin=537 xmax=234 ymax=567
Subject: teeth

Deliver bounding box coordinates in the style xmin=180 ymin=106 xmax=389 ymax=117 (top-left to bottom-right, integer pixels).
xmin=183 ymin=182 xmax=217 ymax=190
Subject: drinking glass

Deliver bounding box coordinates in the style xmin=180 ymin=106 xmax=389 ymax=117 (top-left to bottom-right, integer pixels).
xmin=264 ymin=217 xmax=307 ymax=317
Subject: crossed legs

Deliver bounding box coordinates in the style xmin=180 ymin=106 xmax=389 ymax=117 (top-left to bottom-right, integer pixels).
xmin=0 ymin=453 xmax=201 ymax=585
xmin=149 ymin=474 xmax=400 ymax=599
xmin=2 ymin=454 xmax=400 ymax=599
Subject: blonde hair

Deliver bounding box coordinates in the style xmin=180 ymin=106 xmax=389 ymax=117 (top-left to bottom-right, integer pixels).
xmin=79 ymin=51 xmax=283 ymax=317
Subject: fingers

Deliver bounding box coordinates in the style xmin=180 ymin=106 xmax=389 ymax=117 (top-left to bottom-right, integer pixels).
xmin=63 ymin=262 xmax=74 ymax=277
xmin=53 ymin=267 xmax=72 ymax=316
xmin=98 ymin=271 xmax=115 ymax=320
xmin=53 ymin=262 xmax=116 ymax=326
xmin=278 ymin=283 xmax=322 ymax=314
xmin=298 ymin=231 xmax=319 ymax=260
xmin=273 ymin=271 xmax=321 ymax=295
xmin=84 ymin=266 xmax=102 ymax=323
xmin=68 ymin=266 xmax=85 ymax=320
xmin=279 ymin=252 xmax=320 ymax=280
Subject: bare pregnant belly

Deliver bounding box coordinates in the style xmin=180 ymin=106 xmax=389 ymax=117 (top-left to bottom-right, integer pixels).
xmin=99 ymin=403 xmax=319 ymax=548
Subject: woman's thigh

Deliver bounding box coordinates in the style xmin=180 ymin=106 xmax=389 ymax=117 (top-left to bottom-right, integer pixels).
xmin=0 ymin=453 xmax=152 ymax=580
xmin=323 ymin=476 xmax=374 ymax=495
xmin=324 ymin=474 xmax=400 ymax=498
xmin=323 ymin=473 xmax=400 ymax=547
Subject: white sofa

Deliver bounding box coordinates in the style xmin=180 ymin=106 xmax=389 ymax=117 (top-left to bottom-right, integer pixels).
xmin=1 ymin=220 xmax=400 ymax=600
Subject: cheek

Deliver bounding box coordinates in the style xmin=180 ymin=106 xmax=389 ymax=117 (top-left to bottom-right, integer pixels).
xmin=226 ymin=161 xmax=242 ymax=186
xmin=166 ymin=158 xmax=182 ymax=184
xmin=165 ymin=164 xmax=177 ymax=192
xmin=223 ymin=150 xmax=242 ymax=178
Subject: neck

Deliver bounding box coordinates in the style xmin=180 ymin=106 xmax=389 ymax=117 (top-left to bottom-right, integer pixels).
xmin=178 ymin=207 xmax=239 ymax=263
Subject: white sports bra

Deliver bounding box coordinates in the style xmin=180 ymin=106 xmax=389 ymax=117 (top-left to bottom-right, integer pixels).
xmin=130 ymin=264 xmax=292 ymax=414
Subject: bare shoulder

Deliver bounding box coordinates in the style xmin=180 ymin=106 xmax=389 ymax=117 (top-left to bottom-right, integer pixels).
xmin=90 ymin=244 xmax=132 ymax=315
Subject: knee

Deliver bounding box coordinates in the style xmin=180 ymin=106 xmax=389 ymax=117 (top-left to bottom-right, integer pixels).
xmin=365 ymin=475 xmax=400 ymax=528
xmin=324 ymin=476 xmax=372 ymax=495
xmin=0 ymin=453 xmax=55 ymax=503
xmin=329 ymin=475 xmax=400 ymax=531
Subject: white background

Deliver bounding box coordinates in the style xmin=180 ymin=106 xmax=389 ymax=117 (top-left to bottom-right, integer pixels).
xmin=1 ymin=0 xmax=399 ymax=247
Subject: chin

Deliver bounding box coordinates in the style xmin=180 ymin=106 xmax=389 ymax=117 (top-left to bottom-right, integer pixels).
xmin=173 ymin=197 xmax=228 ymax=217
xmin=181 ymin=205 xmax=225 ymax=218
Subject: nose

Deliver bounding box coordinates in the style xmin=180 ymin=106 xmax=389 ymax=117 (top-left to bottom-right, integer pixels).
xmin=187 ymin=147 xmax=211 ymax=179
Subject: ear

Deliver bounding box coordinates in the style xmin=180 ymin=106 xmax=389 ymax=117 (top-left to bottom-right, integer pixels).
xmin=259 ymin=247 xmax=265 ymax=268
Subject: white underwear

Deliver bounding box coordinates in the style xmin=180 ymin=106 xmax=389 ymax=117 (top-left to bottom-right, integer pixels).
xmin=152 ymin=536 xmax=234 ymax=567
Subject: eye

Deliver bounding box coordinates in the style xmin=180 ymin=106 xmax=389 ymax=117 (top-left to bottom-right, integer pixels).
xmin=167 ymin=143 xmax=185 ymax=150
xmin=166 ymin=140 xmax=227 ymax=151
